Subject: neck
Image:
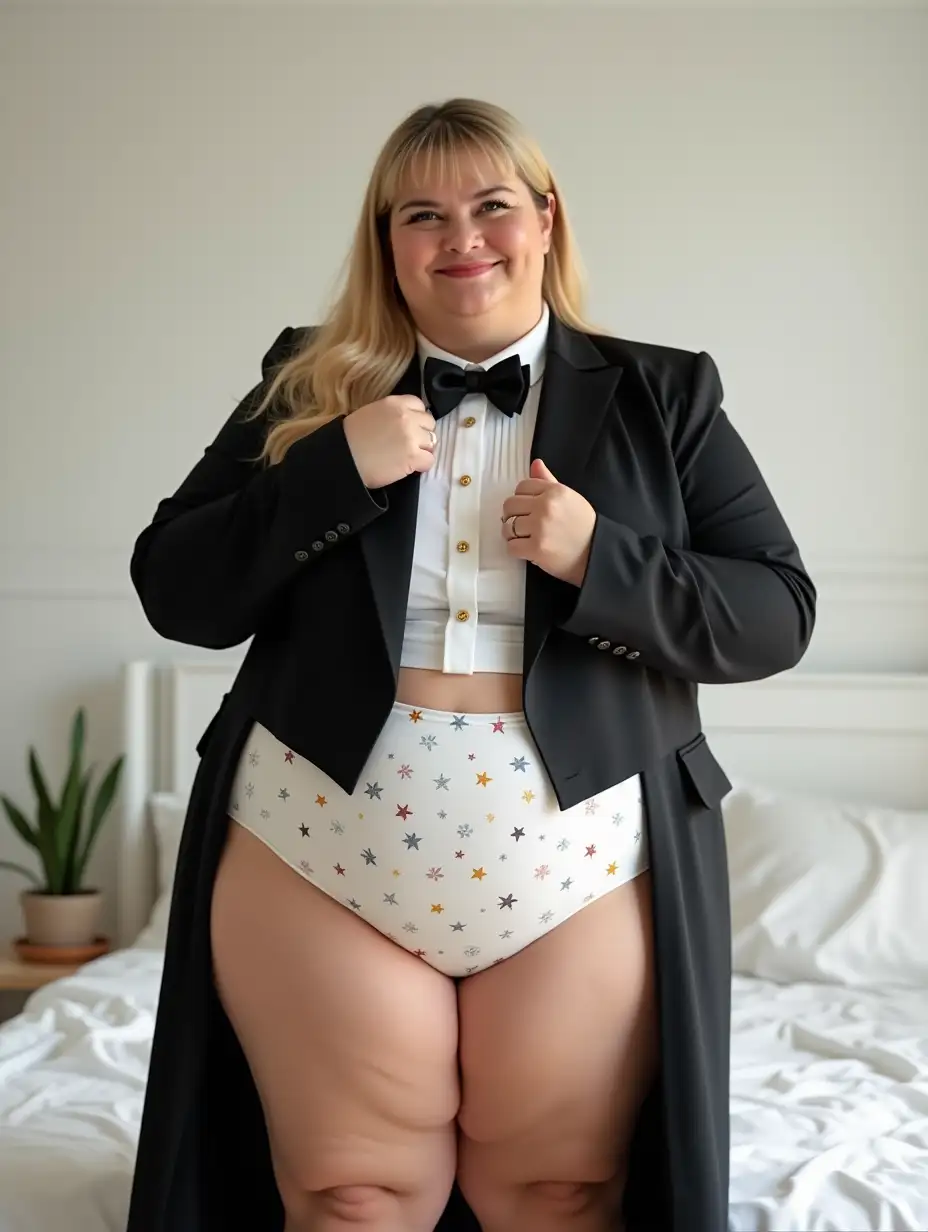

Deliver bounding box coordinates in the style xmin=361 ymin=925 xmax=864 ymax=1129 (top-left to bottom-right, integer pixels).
xmin=416 ymin=303 xmax=544 ymax=364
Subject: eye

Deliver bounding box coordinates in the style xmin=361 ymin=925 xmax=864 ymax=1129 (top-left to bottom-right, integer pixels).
xmin=480 ymin=199 xmax=512 ymax=213
xmin=405 ymin=209 xmax=439 ymax=224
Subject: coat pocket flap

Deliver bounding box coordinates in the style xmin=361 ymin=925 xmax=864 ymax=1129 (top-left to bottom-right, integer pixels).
xmin=677 ymin=734 xmax=732 ymax=810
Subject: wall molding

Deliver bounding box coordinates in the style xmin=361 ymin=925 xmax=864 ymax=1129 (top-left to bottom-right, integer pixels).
xmin=1 ymin=550 xmax=927 ymax=603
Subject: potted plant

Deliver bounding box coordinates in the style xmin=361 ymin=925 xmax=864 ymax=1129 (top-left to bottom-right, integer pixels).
xmin=0 ymin=708 xmax=123 ymax=948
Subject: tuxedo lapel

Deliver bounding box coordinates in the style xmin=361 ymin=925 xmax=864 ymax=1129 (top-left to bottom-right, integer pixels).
xmin=358 ymin=353 xmax=423 ymax=680
xmin=523 ymin=317 xmax=624 ymax=676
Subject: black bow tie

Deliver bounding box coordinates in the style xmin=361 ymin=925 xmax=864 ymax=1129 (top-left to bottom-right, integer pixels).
xmin=423 ymin=354 xmax=531 ymax=420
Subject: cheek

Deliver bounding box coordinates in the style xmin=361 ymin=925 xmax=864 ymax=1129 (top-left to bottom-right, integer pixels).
xmin=391 ymin=228 xmax=435 ymax=279
xmin=491 ymin=215 xmax=545 ymax=263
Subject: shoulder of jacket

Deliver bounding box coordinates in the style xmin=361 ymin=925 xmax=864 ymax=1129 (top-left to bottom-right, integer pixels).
xmin=587 ymin=329 xmax=701 ymax=378
xmin=260 ymin=324 xmax=318 ymax=375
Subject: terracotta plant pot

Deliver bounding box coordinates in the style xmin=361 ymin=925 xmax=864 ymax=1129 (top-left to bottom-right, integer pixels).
xmin=20 ymin=888 xmax=103 ymax=947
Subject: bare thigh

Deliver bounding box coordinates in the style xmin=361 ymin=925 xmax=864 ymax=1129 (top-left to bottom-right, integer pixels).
xmin=456 ymin=871 xmax=659 ymax=1232
xmin=210 ymin=819 xmax=460 ymax=1232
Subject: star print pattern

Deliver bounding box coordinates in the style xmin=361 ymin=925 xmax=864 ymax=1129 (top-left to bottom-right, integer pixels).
xmin=227 ymin=705 xmax=649 ymax=977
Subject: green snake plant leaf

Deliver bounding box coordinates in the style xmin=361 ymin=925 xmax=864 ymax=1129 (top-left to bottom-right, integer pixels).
xmin=56 ymin=727 xmax=87 ymax=891
xmin=28 ymin=749 xmax=62 ymax=894
xmin=0 ymin=859 xmax=42 ymax=887
xmin=1 ymin=794 xmax=40 ymax=851
xmin=62 ymin=772 xmax=91 ymax=894
xmin=75 ymin=756 xmax=123 ymax=888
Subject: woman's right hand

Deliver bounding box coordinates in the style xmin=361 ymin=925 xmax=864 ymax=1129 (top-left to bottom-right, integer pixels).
xmin=342 ymin=395 xmax=437 ymax=489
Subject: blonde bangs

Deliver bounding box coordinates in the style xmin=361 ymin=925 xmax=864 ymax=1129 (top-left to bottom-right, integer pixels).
xmin=377 ymin=129 xmax=521 ymax=216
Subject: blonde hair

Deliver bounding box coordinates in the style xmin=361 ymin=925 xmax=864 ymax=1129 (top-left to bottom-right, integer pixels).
xmin=253 ymin=98 xmax=596 ymax=464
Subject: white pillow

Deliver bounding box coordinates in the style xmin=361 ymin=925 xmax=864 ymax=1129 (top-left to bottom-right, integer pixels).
xmin=723 ymin=783 xmax=928 ymax=989
xmin=134 ymin=793 xmax=188 ymax=950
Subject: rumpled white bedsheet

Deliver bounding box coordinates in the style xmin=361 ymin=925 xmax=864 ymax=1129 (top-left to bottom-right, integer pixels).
xmin=729 ymin=974 xmax=928 ymax=1231
xmin=0 ymin=951 xmax=926 ymax=1231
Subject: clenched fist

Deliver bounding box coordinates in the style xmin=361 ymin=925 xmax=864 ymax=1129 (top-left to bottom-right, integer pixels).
xmin=501 ymin=458 xmax=597 ymax=587
xmin=342 ymin=395 xmax=437 ymax=489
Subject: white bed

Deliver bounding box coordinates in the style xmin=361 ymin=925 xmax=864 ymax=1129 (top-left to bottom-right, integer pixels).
xmin=0 ymin=663 xmax=926 ymax=1232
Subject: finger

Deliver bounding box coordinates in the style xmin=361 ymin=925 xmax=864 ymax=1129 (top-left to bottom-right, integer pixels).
xmin=390 ymin=394 xmax=429 ymax=414
xmin=530 ymin=457 xmax=558 ymax=482
xmin=504 ymin=535 xmax=536 ymax=561
xmin=513 ymin=477 xmax=551 ymax=496
xmin=501 ymin=495 xmax=536 ymax=520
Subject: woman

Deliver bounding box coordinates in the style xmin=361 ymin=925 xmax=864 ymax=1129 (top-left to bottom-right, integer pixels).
xmin=127 ymin=99 xmax=815 ymax=1232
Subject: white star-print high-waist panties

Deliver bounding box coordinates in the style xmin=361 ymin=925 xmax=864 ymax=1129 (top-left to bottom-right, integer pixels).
xmin=227 ymin=703 xmax=649 ymax=976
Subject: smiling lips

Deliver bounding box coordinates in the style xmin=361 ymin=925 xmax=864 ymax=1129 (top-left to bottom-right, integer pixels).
xmin=436 ymin=261 xmax=500 ymax=279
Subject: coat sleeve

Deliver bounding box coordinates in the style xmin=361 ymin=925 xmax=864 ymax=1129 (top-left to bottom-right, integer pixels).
xmin=558 ymin=350 xmax=817 ymax=684
xmin=130 ymin=326 xmax=388 ymax=649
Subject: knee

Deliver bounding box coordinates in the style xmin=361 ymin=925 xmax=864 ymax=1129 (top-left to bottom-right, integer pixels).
xmin=527 ymin=1179 xmax=599 ymax=1216
xmin=280 ymin=1182 xmax=397 ymax=1228
xmin=318 ymin=1185 xmax=395 ymax=1223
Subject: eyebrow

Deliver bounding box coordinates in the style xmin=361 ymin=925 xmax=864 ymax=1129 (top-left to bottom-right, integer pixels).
xmin=395 ymin=184 xmax=516 ymax=212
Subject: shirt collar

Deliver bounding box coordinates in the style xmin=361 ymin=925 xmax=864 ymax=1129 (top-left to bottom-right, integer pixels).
xmin=416 ymin=301 xmax=549 ymax=388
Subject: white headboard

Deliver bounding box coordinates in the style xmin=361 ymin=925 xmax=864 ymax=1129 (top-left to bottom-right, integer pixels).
xmin=117 ymin=660 xmax=928 ymax=948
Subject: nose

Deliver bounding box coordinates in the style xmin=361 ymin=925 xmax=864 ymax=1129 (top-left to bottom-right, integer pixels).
xmin=444 ymin=213 xmax=483 ymax=254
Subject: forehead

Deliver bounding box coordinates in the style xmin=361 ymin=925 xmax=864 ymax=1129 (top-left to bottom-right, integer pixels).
xmin=388 ymin=143 xmax=517 ymax=208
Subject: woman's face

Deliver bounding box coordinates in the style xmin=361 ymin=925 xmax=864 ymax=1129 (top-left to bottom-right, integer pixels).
xmin=388 ymin=152 xmax=555 ymax=354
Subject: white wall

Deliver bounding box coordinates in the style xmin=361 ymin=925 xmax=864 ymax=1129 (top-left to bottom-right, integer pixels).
xmin=1 ymin=1 xmax=925 ymax=947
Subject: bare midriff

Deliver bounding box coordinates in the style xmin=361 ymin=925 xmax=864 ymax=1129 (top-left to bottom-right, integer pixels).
xmin=395 ymin=666 xmax=523 ymax=715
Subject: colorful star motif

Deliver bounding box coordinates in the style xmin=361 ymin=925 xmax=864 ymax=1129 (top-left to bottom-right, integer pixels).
xmin=498 ymin=893 xmax=517 ymax=910
xmin=284 ymin=750 xmax=294 ymax=764
xmin=510 ymin=756 xmax=529 ymax=772
xmin=492 ymin=717 xmax=505 ymax=733
xmin=396 ymin=804 xmax=413 ymax=820
xmin=315 ymin=794 xmax=326 ymax=807
xmin=522 ymin=789 xmax=535 ymax=804
xmin=471 ymin=866 xmax=487 ymax=880
xmin=334 ymin=863 xmax=346 ymax=876
xmin=606 ymin=861 xmax=619 ymax=875
xmin=408 ymin=710 xmax=423 ymax=723
xmin=430 ymin=903 xmax=444 ymax=914
xmin=364 ymin=781 xmax=383 ymax=799
xmin=476 ymin=771 xmax=492 ymax=787
xmin=402 ymin=832 xmax=421 ymax=849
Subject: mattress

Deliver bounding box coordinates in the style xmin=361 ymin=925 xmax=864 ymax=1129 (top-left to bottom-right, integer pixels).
xmin=0 ymin=949 xmax=926 ymax=1231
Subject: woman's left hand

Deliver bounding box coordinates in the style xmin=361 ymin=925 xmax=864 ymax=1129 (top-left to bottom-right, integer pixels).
xmin=501 ymin=458 xmax=596 ymax=587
